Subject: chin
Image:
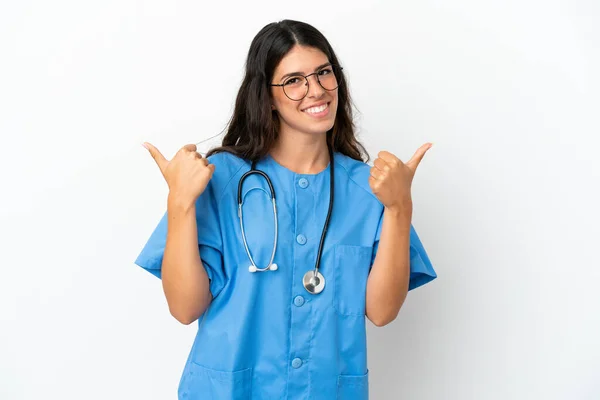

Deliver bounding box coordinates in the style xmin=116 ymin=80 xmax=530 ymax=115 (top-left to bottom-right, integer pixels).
xmin=305 ymin=119 xmax=335 ymax=136
xmin=301 ymin=110 xmax=337 ymax=135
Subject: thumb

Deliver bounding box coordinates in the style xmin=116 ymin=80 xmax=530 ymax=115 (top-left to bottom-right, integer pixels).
xmin=406 ymin=142 xmax=433 ymax=171
xmin=143 ymin=142 xmax=168 ymax=173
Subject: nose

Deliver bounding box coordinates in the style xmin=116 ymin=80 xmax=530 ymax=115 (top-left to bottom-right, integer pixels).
xmin=306 ymin=74 xmax=325 ymax=98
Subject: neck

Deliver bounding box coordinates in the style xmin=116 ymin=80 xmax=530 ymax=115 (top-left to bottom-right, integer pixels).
xmin=269 ymin=130 xmax=330 ymax=175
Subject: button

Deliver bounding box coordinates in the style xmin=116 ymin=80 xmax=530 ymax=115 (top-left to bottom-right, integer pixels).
xmin=293 ymin=295 xmax=305 ymax=307
xmin=298 ymin=178 xmax=309 ymax=188
xmin=296 ymin=234 xmax=307 ymax=245
xmin=292 ymin=358 xmax=303 ymax=368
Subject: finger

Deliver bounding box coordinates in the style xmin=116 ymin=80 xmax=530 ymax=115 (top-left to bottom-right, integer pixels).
xmin=373 ymin=158 xmax=390 ymax=172
xmin=368 ymin=175 xmax=382 ymax=191
xmin=377 ymin=151 xmax=401 ymax=165
xmin=192 ymin=151 xmax=209 ymax=165
xmin=182 ymin=143 xmax=198 ymax=153
xmin=406 ymin=143 xmax=433 ymax=170
xmin=143 ymin=142 xmax=168 ymax=172
xmin=370 ymin=167 xmax=384 ymax=180
xmin=198 ymin=156 xmax=209 ymax=166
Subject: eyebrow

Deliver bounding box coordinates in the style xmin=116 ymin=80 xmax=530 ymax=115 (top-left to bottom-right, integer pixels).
xmin=279 ymin=62 xmax=332 ymax=81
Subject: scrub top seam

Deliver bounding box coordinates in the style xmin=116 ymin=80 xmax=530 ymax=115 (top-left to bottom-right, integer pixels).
xmin=215 ymin=155 xmax=249 ymax=203
xmin=285 ymin=169 xmax=298 ymax=400
xmin=307 ymin=285 xmax=319 ymax=399
xmin=335 ymin=158 xmax=382 ymax=204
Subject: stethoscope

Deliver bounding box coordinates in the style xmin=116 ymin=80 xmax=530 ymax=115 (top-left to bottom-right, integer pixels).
xmin=237 ymin=145 xmax=335 ymax=295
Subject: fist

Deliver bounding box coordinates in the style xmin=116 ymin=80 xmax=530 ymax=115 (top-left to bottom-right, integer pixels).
xmin=143 ymin=142 xmax=215 ymax=207
xmin=368 ymin=143 xmax=432 ymax=212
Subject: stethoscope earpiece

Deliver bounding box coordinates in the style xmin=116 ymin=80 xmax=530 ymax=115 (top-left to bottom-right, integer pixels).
xmin=248 ymin=263 xmax=277 ymax=273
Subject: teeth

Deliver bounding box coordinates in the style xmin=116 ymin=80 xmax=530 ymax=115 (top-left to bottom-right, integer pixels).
xmin=304 ymin=103 xmax=328 ymax=114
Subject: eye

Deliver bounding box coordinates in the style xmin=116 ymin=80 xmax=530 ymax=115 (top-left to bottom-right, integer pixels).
xmin=318 ymin=67 xmax=333 ymax=76
xmin=284 ymin=76 xmax=303 ymax=86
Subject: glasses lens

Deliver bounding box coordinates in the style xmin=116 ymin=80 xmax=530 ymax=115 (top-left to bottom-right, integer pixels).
xmin=317 ymin=65 xmax=341 ymax=91
xmin=283 ymin=76 xmax=308 ymax=101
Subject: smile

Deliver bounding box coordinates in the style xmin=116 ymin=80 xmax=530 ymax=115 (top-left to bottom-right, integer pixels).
xmin=302 ymin=102 xmax=330 ymax=117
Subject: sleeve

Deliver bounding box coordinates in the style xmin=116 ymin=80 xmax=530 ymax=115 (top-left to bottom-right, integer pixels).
xmin=134 ymin=175 xmax=227 ymax=299
xmin=371 ymin=213 xmax=437 ymax=291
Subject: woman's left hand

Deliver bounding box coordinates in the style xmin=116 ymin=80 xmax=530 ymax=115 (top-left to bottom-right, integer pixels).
xmin=368 ymin=143 xmax=433 ymax=213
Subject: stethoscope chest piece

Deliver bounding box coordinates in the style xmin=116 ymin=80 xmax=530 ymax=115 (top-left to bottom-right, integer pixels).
xmin=303 ymin=270 xmax=325 ymax=294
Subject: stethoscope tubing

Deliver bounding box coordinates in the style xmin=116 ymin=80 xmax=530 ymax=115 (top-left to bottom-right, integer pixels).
xmin=237 ymin=144 xmax=334 ymax=291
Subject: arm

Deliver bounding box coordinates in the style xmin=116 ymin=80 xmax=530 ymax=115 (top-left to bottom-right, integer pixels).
xmin=365 ymin=144 xmax=432 ymax=327
xmin=142 ymin=142 xmax=216 ymax=325
xmin=365 ymin=204 xmax=412 ymax=327
xmin=161 ymin=196 xmax=213 ymax=325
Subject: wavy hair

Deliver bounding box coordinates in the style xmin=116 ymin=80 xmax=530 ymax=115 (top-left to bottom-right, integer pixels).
xmin=206 ymin=20 xmax=368 ymax=163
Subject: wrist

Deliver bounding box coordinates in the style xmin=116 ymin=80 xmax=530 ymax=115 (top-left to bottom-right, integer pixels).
xmin=167 ymin=193 xmax=196 ymax=215
xmin=384 ymin=200 xmax=413 ymax=220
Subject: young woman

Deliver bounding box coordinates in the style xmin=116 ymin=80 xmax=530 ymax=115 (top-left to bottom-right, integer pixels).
xmin=137 ymin=19 xmax=436 ymax=400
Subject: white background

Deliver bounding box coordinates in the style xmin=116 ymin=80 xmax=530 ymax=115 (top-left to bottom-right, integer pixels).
xmin=1 ymin=0 xmax=599 ymax=399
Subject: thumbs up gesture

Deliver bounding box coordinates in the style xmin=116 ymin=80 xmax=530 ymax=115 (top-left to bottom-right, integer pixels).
xmin=369 ymin=143 xmax=432 ymax=213
xmin=143 ymin=142 xmax=215 ymax=209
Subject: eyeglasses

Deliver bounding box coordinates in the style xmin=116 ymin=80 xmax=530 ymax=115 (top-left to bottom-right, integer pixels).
xmin=270 ymin=64 xmax=343 ymax=101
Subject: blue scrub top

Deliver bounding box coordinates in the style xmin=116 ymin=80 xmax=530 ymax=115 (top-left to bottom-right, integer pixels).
xmin=135 ymin=150 xmax=436 ymax=400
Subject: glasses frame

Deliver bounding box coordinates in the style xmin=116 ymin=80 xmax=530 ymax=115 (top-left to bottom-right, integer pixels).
xmin=269 ymin=64 xmax=344 ymax=101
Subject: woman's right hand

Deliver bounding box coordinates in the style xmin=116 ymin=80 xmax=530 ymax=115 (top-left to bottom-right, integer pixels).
xmin=143 ymin=142 xmax=215 ymax=209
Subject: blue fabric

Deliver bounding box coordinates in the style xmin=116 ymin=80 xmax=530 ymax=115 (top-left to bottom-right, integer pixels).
xmin=135 ymin=151 xmax=437 ymax=399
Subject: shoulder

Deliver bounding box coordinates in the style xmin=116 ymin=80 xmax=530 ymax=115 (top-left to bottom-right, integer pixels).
xmin=333 ymin=152 xmax=381 ymax=204
xmin=205 ymin=151 xmax=248 ymax=200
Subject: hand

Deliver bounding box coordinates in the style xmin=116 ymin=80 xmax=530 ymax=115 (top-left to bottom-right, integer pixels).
xmin=143 ymin=142 xmax=215 ymax=208
xmin=369 ymin=143 xmax=432 ymax=213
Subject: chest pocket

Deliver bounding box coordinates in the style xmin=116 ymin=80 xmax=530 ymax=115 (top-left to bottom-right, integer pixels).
xmin=332 ymin=244 xmax=372 ymax=317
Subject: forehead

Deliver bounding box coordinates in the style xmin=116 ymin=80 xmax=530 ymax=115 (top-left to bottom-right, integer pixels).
xmin=273 ymin=45 xmax=330 ymax=78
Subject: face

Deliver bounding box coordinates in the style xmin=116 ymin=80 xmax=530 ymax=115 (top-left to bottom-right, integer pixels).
xmin=270 ymin=45 xmax=339 ymax=138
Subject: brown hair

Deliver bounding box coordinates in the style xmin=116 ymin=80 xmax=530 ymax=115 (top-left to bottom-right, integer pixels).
xmin=206 ymin=19 xmax=368 ymax=163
